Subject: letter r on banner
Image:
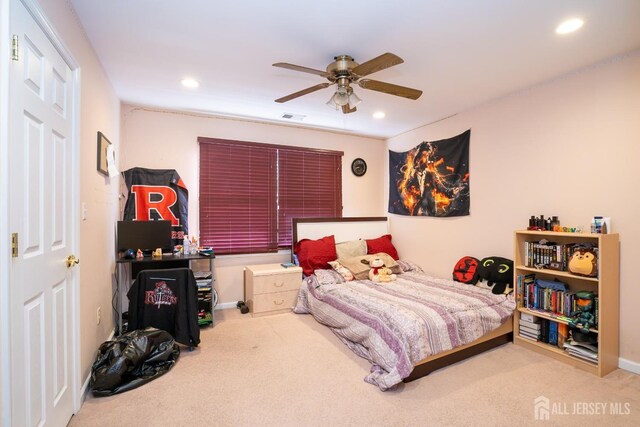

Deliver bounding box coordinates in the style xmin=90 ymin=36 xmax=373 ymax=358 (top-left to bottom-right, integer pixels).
xmin=131 ymin=185 xmax=180 ymax=225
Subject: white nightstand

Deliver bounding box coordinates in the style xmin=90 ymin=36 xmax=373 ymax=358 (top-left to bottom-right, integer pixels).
xmin=244 ymin=264 xmax=303 ymax=317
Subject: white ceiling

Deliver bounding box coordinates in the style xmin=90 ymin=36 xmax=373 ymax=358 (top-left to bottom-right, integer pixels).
xmin=70 ymin=0 xmax=640 ymax=139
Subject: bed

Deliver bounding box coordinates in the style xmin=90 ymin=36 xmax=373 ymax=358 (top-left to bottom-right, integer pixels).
xmin=291 ymin=217 xmax=515 ymax=390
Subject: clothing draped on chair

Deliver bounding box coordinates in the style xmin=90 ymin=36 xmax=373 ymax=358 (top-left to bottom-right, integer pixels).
xmin=127 ymin=267 xmax=200 ymax=347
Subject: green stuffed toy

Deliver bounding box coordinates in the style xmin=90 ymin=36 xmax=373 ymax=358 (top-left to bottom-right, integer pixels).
xmin=569 ymin=291 xmax=596 ymax=333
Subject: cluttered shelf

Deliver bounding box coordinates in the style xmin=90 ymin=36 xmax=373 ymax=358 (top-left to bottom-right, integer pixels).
xmin=517 ymin=307 xmax=598 ymax=333
xmin=515 ymin=266 xmax=598 ymax=282
xmin=513 ymin=228 xmax=618 ymax=377
xmin=115 ymin=252 xmax=217 ymax=335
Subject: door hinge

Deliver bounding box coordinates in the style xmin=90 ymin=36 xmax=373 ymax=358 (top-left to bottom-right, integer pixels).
xmin=11 ymin=233 xmax=19 ymax=257
xmin=11 ymin=35 xmax=18 ymax=61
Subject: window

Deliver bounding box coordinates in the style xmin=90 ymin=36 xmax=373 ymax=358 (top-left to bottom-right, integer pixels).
xmin=198 ymin=138 xmax=342 ymax=254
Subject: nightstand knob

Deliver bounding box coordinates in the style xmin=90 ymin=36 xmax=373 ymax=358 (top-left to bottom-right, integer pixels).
xmin=274 ymin=282 xmax=284 ymax=287
xmin=273 ymin=299 xmax=284 ymax=305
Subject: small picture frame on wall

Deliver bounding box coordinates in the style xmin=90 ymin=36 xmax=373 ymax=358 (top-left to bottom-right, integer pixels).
xmin=97 ymin=131 xmax=111 ymax=176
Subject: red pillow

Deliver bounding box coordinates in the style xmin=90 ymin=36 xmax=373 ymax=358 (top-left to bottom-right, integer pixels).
xmin=366 ymin=234 xmax=399 ymax=260
xmin=294 ymin=235 xmax=337 ymax=276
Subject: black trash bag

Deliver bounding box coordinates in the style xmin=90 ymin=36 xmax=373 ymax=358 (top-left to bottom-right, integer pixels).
xmin=90 ymin=327 xmax=180 ymax=397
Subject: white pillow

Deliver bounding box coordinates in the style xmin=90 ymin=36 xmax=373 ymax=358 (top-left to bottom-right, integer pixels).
xmin=335 ymin=239 xmax=367 ymax=260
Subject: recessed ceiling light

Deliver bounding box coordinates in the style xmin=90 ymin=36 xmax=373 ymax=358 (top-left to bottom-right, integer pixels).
xmin=181 ymin=78 xmax=199 ymax=88
xmin=556 ymin=18 xmax=584 ymax=35
xmin=373 ymin=111 xmax=386 ymax=119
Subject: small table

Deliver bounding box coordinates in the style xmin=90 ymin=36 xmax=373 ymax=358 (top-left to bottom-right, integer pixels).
xmin=244 ymin=264 xmax=303 ymax=317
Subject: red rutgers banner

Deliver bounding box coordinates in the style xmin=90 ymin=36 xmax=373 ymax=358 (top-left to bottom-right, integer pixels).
xmin=122 ymin=167 xmax=189 ymax=244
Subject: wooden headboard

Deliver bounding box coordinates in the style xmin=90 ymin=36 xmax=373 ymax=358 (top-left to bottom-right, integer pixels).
xmin=291 ymin=217 xmax=388 ymax=259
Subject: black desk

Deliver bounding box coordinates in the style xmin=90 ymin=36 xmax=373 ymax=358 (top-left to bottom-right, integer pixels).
xmin=115 ymin=253 xmax=215 ymax=334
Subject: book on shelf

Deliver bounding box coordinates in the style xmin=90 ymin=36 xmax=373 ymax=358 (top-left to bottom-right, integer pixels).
xmin=518 ymin=333 xmax=539 ymax=342
xmin=548 ymin=321 xmax=558 ymax=345
xmin=518 ymin=330 xmax=540 ymax=341
xmin=517 ymin=273 xmax=591 ymax=319
xmin=193 ymin=271 xmax=212 ymax=280
xmin=520 ymin=320 xmax=541 ymax=332
xmin=523 ymin=241 xmax=599 ymax=275
xmin=567 ymin=339 xmax=598 ymax=354
xmin=563 ymin=341 xmax=598 ymax=363
xmin=520 ymin=312 xmax=540 ymax=323
xmin=519 ymin=326 xmax=541 ymax=338
xmin=520 ymin=323 xmax=541 ymax=335
xmin=557 ymin=323 xmax=569 ymax=348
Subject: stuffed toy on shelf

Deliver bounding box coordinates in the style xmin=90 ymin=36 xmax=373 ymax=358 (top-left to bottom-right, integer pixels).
xmin=569 ymin=291 xmax=596 ymax=333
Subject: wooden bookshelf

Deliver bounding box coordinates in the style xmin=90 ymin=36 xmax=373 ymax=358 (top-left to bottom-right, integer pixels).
xmin=513 ymin=230 xmax=619 ymax=377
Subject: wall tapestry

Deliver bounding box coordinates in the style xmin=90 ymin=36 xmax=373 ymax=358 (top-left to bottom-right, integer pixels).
xmin=122 ymin=167 xmax=189 ymax=245
xmin=388 ymin=129 xmax=470 ymax=217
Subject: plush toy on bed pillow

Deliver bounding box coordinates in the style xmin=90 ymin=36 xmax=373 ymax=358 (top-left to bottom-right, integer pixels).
xmin=361 ymin=256 xmax=397 ymax=282
xmin=474 ymin=257 xmax=513 ymax=295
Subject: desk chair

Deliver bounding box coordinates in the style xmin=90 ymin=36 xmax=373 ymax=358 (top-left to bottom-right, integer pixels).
xmin=127 ymin=268 xmax=200 ymax=348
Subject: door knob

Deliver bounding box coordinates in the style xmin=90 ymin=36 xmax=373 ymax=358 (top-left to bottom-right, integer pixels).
xmin=66 ymin=255 xmax=79 ymax=268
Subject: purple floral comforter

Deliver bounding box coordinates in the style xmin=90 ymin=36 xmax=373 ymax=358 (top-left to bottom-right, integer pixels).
xmin=294 ymin=265 xmax=515 ymax=390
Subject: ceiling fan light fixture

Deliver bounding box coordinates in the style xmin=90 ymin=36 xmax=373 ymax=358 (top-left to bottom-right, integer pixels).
xmin=326 ymin=96 xmax=341 ymax=110
xmin=274 ymin=52 xmax=421 ymax=114
xmin=348 ymin=91 xmax=362 ymax=108
xmin=326 ymin=86 xmax=351 ymax=109
xmin=334 ymin=86 xmax=350 ymax=106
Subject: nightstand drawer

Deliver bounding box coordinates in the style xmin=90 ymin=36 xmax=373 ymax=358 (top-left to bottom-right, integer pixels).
xmin=252 ymin=272 xmax=300 ymax=295
xmin=252 ymin=290 xmax=298 ymax=314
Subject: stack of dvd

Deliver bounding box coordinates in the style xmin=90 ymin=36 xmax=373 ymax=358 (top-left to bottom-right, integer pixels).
xmin=519 ymin=312 xmax=541 ymax=341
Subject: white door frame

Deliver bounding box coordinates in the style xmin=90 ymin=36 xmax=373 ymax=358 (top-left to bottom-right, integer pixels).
xmin=1 ymin=0 xmax=82 ymax=423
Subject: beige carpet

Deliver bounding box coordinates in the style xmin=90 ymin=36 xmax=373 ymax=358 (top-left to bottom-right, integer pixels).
xmin=70 ymin=309 xmax=640 ymax=427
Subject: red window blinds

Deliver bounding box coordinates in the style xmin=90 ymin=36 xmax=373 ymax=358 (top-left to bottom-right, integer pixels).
xmin=198 ymin=138 xmax=342 ymax=254
xmin=278 ymin=148 xmax=342 ymax=247
xmin=199 ymin=139 xmax=277 ymax=254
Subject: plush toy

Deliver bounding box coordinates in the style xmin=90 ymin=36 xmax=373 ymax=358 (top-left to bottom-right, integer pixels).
xmin=474 ymin=256 xmax=513 ymax=294
xmin=452 ymin=256 xmax=479 ymax=284
xmin=568 ymin=248 xmax=597 ymax=277
xmin=569 ymin=291 xmax=596 ymax=333
xmin=362 ymin=256 xmax=397 ymax=282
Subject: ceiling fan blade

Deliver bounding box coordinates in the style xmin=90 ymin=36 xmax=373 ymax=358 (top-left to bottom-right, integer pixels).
xmin=273 ymin=62 xmax=330 ymax=78
xmin=351 ymin=52 xmax=404 ymax=77
xmin=357 ymin=79 xmax=422 ymax=100
xmin=341 ymin=104 xmax=357 ymax=114
xmin=275 ymin=83 xmax=332 ymax=103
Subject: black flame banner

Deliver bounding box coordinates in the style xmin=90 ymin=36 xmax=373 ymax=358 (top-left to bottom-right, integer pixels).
xmin=388 ymin=129 xmax=470 ymax=217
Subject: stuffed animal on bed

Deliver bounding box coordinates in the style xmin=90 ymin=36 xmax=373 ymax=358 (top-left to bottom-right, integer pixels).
xmin=362 ymin=256 xmax=397 ymax=282
xmin=474 ymin=257 xmax=513 ymax=295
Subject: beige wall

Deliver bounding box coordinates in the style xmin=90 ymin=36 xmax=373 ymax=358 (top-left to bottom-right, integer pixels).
xmin=120 ymin=106 xmax=386 ymax=304
xmin=37 ymin=0 xmax=121 ymax=384
xmin=387 ymin=50 xmax=640 ymax=364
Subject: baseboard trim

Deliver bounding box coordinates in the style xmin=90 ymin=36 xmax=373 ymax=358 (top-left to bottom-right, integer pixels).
xmin=619 ymin=357 xmax=640 ymax=375
xmin=215 ymin=301 xmax=238 ymax=310
xmin=79 ymin=329 xmax=115 ymax=405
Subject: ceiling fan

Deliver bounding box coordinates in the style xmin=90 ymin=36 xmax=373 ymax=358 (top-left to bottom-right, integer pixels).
xmin=273 ymin=52 xmax=422 ymax=114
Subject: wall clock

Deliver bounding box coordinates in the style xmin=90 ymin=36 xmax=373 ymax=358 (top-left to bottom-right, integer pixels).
xmin=351 ymin=158 xmax=367 ymax=177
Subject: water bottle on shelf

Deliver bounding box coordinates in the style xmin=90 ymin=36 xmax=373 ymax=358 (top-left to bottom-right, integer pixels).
xmin=183 ymin=235 xmax=190 ymax=255
xmin=190 ymin=236 xmax=198 ymax=255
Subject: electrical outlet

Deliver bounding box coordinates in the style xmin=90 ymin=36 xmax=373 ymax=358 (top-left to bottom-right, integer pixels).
xmin=96 ymin=306 xmax=101 ymax=325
